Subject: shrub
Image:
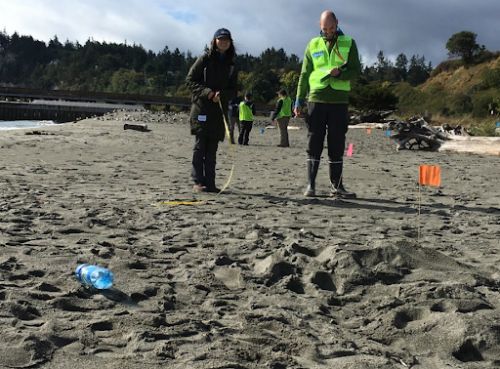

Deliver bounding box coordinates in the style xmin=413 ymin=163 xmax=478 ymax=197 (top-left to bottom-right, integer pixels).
xmin=393 ymin=82 xmax=427 ymax=114
xmin=351 ymin=82 xmax=398 ymax=110
xmin=480 ymin=68 xmax=500 ymax=90
xmin=471 ymin=90 xmax=499 ymax=117
xmin=449 ymin=93 xmax=473 ymax=115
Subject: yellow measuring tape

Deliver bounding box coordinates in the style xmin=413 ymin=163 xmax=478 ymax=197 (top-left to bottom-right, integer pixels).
xmin=217 ymin=99 xmax=236 ymax=195
xmin=157 ymin=200 xmax=205 ymax=206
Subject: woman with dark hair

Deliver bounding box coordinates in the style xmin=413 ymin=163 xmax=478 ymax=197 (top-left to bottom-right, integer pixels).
xmin=186 ymin=28 xmax=238 ymax=193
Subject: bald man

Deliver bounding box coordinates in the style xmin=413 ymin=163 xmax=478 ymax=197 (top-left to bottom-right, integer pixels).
xmin=295 ymin=10 xmax=361 ymax=198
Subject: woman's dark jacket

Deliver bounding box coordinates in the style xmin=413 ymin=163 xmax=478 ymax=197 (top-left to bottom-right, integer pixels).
xmin=186 ymin=51 xmax=237 ymax=141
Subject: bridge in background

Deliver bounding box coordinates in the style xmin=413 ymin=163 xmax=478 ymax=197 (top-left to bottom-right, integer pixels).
xmin=0 ymin=86 xmax=191 ymax=107
xmin=0 ymin=86 xmax=191 ymax=122
xmin=0 ymin=86 xmax=273 ymax=122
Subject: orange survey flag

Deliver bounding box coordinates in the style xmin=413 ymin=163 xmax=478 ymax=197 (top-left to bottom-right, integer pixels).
xmin=419 ymin=165 xmax=441 ymax=187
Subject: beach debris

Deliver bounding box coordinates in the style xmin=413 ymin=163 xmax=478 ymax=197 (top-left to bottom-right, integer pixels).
xmin=25 ymin=130 xmax=53 ymax=135
xmin=389 ymin=116 xmax=467 ymax=151
xmin=97 ymin=109 xmax=184 ymax=124
xmin=386 ymin=116 xmax=500 ymax=155
xmin=123 ymin=123 xmax=150 ymax=132
xmin=75 ymin=264 xmax=114 ymax=289
xmin=350 ymin=109 xmax=394 ymax=124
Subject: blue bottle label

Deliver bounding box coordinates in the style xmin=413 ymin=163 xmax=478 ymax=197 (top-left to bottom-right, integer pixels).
xmin=75 ymin=264 xmax=86 ymax=282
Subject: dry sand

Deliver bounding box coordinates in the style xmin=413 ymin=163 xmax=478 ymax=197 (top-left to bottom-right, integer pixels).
xmin=0 ymin=112 xmax=499 ymax=369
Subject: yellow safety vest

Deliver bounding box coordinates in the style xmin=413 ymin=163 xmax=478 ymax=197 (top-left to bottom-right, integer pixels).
xmin=239 ymin=101 xmax=253 ymax=121
xmin=308 ymin=35 xmax=352 ymax=92
xmin=277 ymin=96 xmax=292 ymax=118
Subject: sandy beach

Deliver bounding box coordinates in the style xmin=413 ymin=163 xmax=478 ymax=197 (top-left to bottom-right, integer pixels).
xmin=0 ymin=112 xmax=499 ymax=369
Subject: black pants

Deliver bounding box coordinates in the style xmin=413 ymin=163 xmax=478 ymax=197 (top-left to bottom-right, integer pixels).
xmin=192 ymin=134 xmax=219 ymax=188
xmin=238 ymin=120 xmax=253 ymax=145
xmin=305 ymin=103 xmax=348 ymax=162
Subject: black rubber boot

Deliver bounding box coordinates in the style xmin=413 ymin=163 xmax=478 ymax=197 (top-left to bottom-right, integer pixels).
xmin=304 ymin=159 xmax=320 ymax=197
xmin=329 ymin=161 xmax=356 ymax=198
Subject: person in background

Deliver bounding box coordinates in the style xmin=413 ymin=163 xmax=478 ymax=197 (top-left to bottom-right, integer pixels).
xmin=186 ymin=28 xmax=237 ymax=193
xmin=238 ymin=92 xmax=256 ymax=145
xmin=228 ymin=93 xmax=242 ymax=144
xmin=488 ymin=100 xmax=498 ymax=116
xmin=271 ymin=89 xmax=293 ymax=147
xmin=294 ymin=10 xmax=361 ymax=198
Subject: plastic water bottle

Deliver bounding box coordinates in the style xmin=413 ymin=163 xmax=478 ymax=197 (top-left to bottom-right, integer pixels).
xmin=75 ymin=264 xmax=114 ymax=289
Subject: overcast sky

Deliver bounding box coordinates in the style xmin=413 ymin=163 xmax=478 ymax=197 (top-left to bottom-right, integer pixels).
xmin=1 ymin=0 xmax=499 ymax=66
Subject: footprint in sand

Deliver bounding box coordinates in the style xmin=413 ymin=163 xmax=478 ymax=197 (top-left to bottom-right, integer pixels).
xmin=7 ymin=300 xmax=41 ymax=320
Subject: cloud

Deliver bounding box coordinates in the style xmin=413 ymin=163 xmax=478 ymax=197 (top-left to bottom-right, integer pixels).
xmin=0 ymin=0 xmax=499 ymax=66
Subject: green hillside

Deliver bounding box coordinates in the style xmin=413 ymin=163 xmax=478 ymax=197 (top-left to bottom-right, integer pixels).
xmin=421 ymin=56 xmax=500 ymax=94
xmin=393 ymin=55 xmax=500 ymax=135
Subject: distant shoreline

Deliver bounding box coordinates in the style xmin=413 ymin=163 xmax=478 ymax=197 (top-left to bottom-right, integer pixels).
xmin=0 ymin=120 xmax=56 ymax=131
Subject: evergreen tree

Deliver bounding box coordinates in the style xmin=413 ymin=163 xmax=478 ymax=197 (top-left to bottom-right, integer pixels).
xmin=394 ymin=53 xmax=408 ymax=81
xmin=446 ymin=31 xmax=480 ymax=64
xmin=375 ymin=50 xmax=390 ymax=81
xmin=407 ymin=55 xmax=431 ymax=86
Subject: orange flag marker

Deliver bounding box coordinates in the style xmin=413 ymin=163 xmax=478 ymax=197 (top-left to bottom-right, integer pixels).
xmin=419 ymin=165 xmax=441 ymax=187
xmin=366 ymin=128 xmax=372 ymax=135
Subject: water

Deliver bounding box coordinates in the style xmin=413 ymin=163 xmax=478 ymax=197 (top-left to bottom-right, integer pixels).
xmin=75 ymin=264 xmax=114 ymax=289
xmin=0 ymin=120 xmax=56 ymax=131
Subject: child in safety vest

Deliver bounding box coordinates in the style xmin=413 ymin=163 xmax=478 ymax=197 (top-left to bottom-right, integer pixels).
xmin=238 ymin=92 xmax=256 ymax=145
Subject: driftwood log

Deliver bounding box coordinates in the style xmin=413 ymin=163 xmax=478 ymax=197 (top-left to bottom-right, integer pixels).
xmin=123 ymin=123 xmax=150 ymax=132
xmin=350 ymin=110 xmax=394 ymax=124
xmin=389 ymin=116 xmax=468 ymax=151
xmin=351 ymin=112 xmax=498 ymax=155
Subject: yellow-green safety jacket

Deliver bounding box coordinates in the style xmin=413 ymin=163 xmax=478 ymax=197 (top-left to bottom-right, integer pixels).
xmin=277 ymin=96 xmax=292 ymax=118
xmin=239 ymin=101 xmax=254 ymax=121
xmin=308 ymin=35 xmax=352 ymax=92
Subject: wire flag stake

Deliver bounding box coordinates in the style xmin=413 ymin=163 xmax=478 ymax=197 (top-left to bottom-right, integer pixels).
xmin=417 ymin=165 xmax=442 ymax=243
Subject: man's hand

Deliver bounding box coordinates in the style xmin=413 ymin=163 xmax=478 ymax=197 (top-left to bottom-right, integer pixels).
xmin=294 ymin=107 xmax=302 ymax=118
xmin=212 ymin=91 xmax=221 ymax=103
xmin=330 ymin=68 xmax=341 ymax=77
